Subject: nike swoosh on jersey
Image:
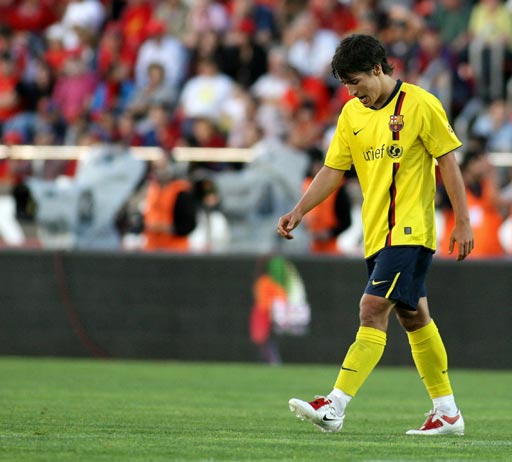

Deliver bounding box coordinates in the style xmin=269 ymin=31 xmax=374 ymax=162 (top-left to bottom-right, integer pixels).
xmin=371 ymin=279 xmax=388 ymax=286
xmin=353 ymin=128 xmax=363 ymax=135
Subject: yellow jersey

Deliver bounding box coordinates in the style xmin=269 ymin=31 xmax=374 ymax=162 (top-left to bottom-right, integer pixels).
xmin=325 ymin=81 xmax=461 ymax=258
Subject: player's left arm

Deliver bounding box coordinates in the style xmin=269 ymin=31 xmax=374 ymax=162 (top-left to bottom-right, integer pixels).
xmin=437 ymin=152 xmax=474 ymax=260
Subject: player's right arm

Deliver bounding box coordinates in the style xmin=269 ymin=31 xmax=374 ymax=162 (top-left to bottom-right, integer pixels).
xmin=277 ymin=166 xmax=346 ymax=240
xmin=437 ymin=152 xmax=474 ymax=260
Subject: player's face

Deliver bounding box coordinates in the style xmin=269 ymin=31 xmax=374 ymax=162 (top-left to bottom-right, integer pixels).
xmin=342 ymin=68 xmax=387 ymax=109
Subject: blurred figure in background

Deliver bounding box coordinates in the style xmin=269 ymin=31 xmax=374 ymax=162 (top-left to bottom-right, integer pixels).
xmin=143 ymin=155 xmax=196 ymax=252
xmin=178 ymin=57 xmax=235 ymax=135
xmin=51 ymin=55 xmax=97 ymax=126
xmin=437 ymin=147 xmax=510 ymax=258
xmin=154 ymin=0 xmax=190 ymax=42
xmin=250 ymin=255 xmax=311 ymax=364
xmin=302 ymin=148 xmax=352 ymax=254
xmin=470 ymin=99 xmax=512 ymax=153
xmin=188 ymin=176 xmax=231 ymax=253
xmin=134 ymin=19 xmax=187 ymax=96
xmin=467 ymin=0 xmax=512 ymax=101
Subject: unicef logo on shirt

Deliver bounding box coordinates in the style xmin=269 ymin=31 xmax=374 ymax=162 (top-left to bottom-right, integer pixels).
xmin=387 ymin=144 xmax=404 ymax=159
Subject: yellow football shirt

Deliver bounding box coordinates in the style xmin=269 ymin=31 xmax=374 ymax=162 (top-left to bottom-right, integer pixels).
xmin=325 ymin=81 xmax=461 ymax=258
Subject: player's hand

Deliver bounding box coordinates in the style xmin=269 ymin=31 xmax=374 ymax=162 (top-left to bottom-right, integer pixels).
xmin=449 ymin=221 xmax=474 ymax=261
xmin=277 ymin=210 xmax=302 ymax=240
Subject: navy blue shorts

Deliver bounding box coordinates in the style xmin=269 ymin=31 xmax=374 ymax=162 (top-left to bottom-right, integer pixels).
xmin=364 ymin=246 xmax=433 ymax=310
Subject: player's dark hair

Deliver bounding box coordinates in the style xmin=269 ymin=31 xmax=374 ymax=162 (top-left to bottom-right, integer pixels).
xmin=331 ymin=34 xmax=394 ymax=81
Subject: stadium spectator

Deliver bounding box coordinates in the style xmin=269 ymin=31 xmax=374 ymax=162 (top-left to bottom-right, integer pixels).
xmin=186 ymin=0 xmax=230 ymax=37
xmin=219 ymin=18 xmax=268 ymax=88
xmin=154 ymin=0 xmax=190 ymax=42
xmin=285 ymin=11 xmax=340 ymax=80
xmin=184 ymin=28 xmax=225 ymax=78
xmin=117 ymin=0 xmax=154 ymax=56
xmin=228 ymin=0 xmax=279 ymax=47
xmin=279 ymin=65 xmax=331 ymax=124
xmin=468 ymin=0 xmax=512 ymax=49
xmin=136 ymin=102 xmax=182 ymax=150
xmin=308 ymin=0 xmax=358 ymax=37
xmin=180 ymin=116 xmax=227 ymax=172
xmin=408 ymin=25 xmax=455 ymax=118
xmin=134 ymin=19 xmax=188 ymax=94
xmin=43 ymin=23 xmax=70 ymax=75
xmin=0 ymin=53 xmax=21 ymax=135
xmin=178 ymin=57 xmax=235 ymax=128
xmin=56 ymin=0 xmax=106 ymax=56
xmin=95 ymin=21 xmax=137 ymax=79
xmin=3 ymin=0 xmax=57 ymax=33
xmin=427 ymin=0 xmax=472 ymax=56
xmin=3 ymin=58 xmax=55 ymax=143
xmin=221 ymin=84 xmax=258 ymax=148
xmin=467 ymin=0 xmax=512 ymax=101
xmin=127 ymin=62 xmax=177 ymax=119
xmin=116 ymin=111 xmax=143 ymax=147
xmin=378 ymin=4 xmax=422 ymax=80
xmin=251 ymin=46 xmax=289 ymax=102
xmin=90 ymin=62 xmax=135 ymax=123
xmin=470 ymin=99 xmax=512 ymax=153
xmin=51 ymin=55 xmax=97 ymax=126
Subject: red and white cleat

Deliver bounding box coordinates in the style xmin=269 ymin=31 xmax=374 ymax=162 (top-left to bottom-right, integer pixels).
xmin=406 ymin=409 xmax=465 ymax=435
xmin=289 ymin=396 xmax=344 ymax=433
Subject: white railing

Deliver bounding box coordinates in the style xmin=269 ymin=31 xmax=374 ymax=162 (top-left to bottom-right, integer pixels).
xmin=0 ymin=145 xmax=510 ymax=166
xmin=0 ymin=145 xmax=255 ymax=163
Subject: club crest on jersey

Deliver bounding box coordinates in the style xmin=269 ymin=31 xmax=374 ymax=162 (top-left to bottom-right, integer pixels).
xmin=389 ymin=115 xmax=404 ymax=132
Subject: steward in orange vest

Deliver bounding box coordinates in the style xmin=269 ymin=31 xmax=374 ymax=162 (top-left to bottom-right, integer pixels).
xmin=302 ymin=150 xmax=352 ymax=254
xmin=438 ymin=149 xmax=506 ymax=258
xmin=143 ymin=157 xmax=196 ymax=251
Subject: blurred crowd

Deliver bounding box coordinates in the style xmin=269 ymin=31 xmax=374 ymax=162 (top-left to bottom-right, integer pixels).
xmin=0 ymin=0 xmax=511 ymax=257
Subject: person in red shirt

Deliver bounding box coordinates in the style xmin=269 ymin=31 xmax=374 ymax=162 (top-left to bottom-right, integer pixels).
xmin=0 ymin=54 xmax=20 ymax=129
xmin=119 ymin=0 xmax=154 ymax=52
xmin=308 ymin=0 xmax=358 ymax=36
xmin=4 ymin=0 xmax=57 ymax=33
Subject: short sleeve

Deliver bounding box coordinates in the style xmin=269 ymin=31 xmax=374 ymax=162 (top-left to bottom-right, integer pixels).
xmin=419 ymin=93 xmax=462 ymax=158
xmin=324 ymin=113 xmax=353 ymax=170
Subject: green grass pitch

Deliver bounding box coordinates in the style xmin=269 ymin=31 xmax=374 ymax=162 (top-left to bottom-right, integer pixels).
xmin=0 ymin=357 xmax=511 ymax=461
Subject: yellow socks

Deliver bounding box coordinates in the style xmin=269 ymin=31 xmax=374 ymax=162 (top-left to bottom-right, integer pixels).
xmin=407 ymin=320 xmax=453 ymax=399
xmin=334 ymin=326 xmax=387 ymax=397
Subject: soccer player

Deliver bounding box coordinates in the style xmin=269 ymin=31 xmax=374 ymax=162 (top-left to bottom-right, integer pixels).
xmin=277 ymin=34 xmax=474 ymax=435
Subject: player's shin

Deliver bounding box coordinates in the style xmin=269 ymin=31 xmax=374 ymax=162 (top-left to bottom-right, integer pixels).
xmin=407 ymin=320 xmax=458 ymax=414
xmin=333 ymin=326 xmax=387 ymax=399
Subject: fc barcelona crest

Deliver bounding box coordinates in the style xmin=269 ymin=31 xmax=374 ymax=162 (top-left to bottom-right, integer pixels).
xmin=389 ymin=115 xmax=404 ymax=132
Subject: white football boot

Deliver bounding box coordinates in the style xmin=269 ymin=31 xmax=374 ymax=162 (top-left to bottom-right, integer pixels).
xmin=406 ymin=409 xmax=465 ymax=435
xmin=289 ymin=396 xmax=344 ymax=433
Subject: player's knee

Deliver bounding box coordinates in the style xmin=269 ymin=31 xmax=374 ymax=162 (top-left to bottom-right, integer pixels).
xmin=395 ymin=308 xmax=430 ymax=332
xmin=359 ymin=294 xmax=392 ymax=327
